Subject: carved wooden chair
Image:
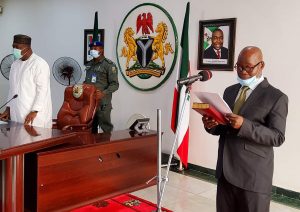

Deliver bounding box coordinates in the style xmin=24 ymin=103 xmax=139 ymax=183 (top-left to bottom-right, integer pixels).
xmin=53 ymin=84 xmax=99 ymax=131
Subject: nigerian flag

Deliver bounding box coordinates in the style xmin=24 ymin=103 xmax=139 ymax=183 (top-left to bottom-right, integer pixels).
xmin=171 ymin=2 xmax=190 ymax=168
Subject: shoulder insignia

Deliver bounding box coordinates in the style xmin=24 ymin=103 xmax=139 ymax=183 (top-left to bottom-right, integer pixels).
xmin=112 ymin=66 xmax=117 ymax=73
xmin=85 ymin=61 xmax=93 ymax=70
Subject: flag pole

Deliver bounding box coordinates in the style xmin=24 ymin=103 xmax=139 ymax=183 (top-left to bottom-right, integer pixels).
xmin=156 ymin=109 xmax=162 ymax=212
xmin=157 ymin=86 xmax=190 ymax=211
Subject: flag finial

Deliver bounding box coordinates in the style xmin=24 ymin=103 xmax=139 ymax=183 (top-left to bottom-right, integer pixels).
xmin=92 ymin=11 xmax=99 ymax=43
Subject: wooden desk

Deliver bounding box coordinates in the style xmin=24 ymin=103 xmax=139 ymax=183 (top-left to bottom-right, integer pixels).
xmin=1 ymin=123 xmax=157 ymax=211
xmin=0 ymin=122 xmax=78 ymax=212
xmin=35 ymin=130 xmax=157 ymax=211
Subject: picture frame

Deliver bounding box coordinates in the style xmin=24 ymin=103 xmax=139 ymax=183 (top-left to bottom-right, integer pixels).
xmin=197 ymin=18 xmax=236 ymax=71
xmin=84 ymin=29 xmax=105 ymax=65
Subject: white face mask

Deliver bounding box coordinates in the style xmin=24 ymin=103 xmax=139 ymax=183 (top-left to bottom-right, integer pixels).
xmin=237 ymin=75 xmax=261 ymax=87
xmin=13 ymin=48 xmax=23 ymax=59
xmin=13 ymin=48 xmax=30 ymax=60
xmin=90 ymin=50 xmax=100 ymax=58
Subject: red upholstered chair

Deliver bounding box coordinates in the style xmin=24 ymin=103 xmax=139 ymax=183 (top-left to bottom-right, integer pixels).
xmin=53 ymin=84 xmax=99 ymax=131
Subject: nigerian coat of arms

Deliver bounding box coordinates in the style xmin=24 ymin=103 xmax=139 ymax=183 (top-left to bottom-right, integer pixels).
xmin=116 ymin=3 xmax=178 ymax=91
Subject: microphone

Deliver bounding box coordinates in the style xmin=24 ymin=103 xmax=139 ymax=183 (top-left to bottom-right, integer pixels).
xmin=177 ymin=70 xmax=212 ymax=86
xmin=0 ymin=94 xmax=18 ymax=110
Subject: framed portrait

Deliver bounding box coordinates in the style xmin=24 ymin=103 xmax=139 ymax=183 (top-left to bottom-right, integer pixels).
xmin=84 ymin=29 xmax=105 ymax=65
xmin=197 ymin=18 xmax=236 ymax=71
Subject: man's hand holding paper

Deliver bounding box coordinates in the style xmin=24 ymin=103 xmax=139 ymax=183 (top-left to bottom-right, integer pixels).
xmin=194 ymin=92 xmax=232 ymax=126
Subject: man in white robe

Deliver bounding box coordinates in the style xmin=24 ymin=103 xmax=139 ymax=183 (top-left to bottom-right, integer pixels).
xmin=0 ymin=34 xmax=52 ymax=128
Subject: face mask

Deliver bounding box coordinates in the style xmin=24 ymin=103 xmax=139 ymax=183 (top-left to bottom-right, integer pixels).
xmin=13 ymin=48 xmax=23 ymax=60
xmin=237 ymin=75 xmax=261 ymax=87
xmin=90 ymin=50 xmax=100 ymax=58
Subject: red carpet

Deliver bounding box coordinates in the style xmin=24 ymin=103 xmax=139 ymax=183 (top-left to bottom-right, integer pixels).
xmin=71 ymin=194 xmax=172 ymax=212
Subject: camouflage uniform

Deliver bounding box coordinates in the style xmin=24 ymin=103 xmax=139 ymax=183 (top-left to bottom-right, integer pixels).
xmin=84 ymin=57 xmax=119 ymax=133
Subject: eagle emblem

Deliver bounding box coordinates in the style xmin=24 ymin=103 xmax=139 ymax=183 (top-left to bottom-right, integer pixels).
xmin=120 ymin=12 xmax=174 ymax=79
xmin=137 ymin=13 xmax=154 ymax=35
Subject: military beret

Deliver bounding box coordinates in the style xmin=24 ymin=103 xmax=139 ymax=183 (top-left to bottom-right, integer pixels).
xmin=89 ymin=41 xmax=104 ymax=47
xmin=13 ymin=34 xmax=31 ymax=45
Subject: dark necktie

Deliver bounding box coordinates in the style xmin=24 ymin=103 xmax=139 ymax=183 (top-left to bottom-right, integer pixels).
xmin=217 ymin=50 xmax=221 ymax=59
xmin=233 ymin=86 xmax=250 ymax=114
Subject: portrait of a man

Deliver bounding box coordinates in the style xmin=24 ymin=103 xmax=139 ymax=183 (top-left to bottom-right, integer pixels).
xmin=203 ymin=28 xmax=228 ymax=60
xmin=198 ymin=18 xmax=236 ymax=70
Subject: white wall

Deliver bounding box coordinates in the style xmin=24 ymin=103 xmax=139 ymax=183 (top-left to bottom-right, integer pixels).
xmin=1 ymin=0 xmax=300 ymax=193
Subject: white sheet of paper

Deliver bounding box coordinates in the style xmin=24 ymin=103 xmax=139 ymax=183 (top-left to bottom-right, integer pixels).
xmin=194 ymin=92 xmax=232 ymax=114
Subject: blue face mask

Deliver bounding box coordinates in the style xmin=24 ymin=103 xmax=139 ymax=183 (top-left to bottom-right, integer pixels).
xmin=237 ymin=75 xmax=261 ymax=87
xmin=13 ymin=48 xmax=23 ymax=60
xmin=90 ymin=50 xmax=100 ymax=58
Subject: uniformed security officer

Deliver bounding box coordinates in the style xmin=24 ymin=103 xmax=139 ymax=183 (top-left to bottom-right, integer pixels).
xmin=84 ymin=41 xmax=119 ymax=133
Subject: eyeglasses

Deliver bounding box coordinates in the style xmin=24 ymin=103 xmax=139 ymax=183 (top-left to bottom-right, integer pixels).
xmin=234 ymin=61 xmax=263 ymax=73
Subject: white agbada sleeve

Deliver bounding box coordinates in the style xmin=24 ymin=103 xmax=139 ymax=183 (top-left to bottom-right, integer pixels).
xmin=31 ymin=61 xmax=50 ymax=112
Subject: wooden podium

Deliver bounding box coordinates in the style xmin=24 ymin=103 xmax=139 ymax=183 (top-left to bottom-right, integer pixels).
xmin=0 ymin=122 xmax=157 ymax=211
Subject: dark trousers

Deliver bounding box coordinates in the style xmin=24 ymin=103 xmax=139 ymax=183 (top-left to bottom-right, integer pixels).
xmin=92 ymin=106 xmax=113 ymax=133
xmin=217 ymin=174 xmax=271 ymax=212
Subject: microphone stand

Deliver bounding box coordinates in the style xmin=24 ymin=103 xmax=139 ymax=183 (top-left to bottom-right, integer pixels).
xmin=156 ymin=83 xmax=191 ymax=211
xmin=0 ymin=95 xmax=18 ymax=111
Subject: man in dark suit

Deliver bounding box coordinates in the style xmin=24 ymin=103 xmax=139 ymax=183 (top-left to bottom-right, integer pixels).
xmin=202 ymin=46 xmax=288 ymax=212
xmin=203 ymin=28 xmax=228 ymax=59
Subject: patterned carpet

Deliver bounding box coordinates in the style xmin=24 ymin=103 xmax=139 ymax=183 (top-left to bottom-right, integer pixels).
xmin=71 ymin=194 xmax=172 ymax=212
